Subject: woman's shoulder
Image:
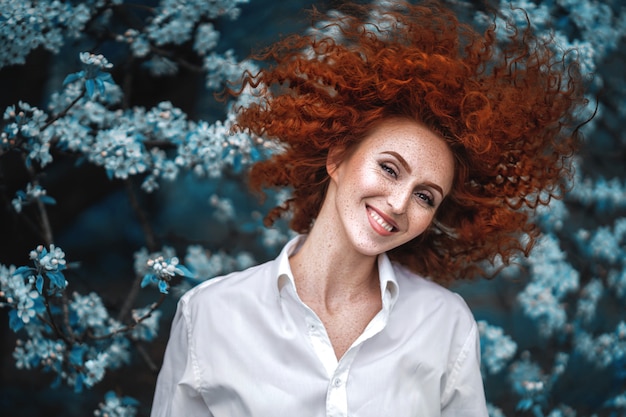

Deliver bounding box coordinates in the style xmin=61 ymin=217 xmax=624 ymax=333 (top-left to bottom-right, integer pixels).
xmin=391 ymin=261 xmax=475 ymax=323
xmin=180 ymin=257 xmax=277 ymax=307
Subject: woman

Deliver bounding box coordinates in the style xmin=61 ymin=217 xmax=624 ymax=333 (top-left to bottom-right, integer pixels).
xmin=150 ymin=1 xmax=586 ymax=416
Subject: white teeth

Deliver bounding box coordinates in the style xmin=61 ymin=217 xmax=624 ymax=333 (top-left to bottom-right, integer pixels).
xmin=369 ymin=209 xmax=394 ymax=232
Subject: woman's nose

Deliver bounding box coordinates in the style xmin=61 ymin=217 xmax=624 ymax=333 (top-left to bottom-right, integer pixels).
xmin=387 ymin=186 xmax=412 ymax=214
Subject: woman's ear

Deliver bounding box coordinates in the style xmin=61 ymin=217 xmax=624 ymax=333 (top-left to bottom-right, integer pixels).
xmin=326 ymin=146 xmax=345 ymax=179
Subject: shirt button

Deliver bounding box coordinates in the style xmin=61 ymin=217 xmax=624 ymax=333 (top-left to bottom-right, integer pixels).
xmin=333 ymin=377 xmax=342 ymax=387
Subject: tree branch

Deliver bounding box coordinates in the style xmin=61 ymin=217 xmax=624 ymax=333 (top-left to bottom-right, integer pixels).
xmin=116 ymin=179 xmax=159 ymax=322
xmin=91 ymin=293 xmax=166 ymax=341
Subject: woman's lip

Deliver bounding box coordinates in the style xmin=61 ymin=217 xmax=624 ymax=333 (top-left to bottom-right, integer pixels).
xmin=367 ymin=205 xmax=399 ymax=232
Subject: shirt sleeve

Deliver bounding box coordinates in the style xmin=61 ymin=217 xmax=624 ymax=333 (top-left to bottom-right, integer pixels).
xmin=150 ymin=298 xmax=213 ymax=417
xmin=440 ymin=320 xmax=489 ymax=417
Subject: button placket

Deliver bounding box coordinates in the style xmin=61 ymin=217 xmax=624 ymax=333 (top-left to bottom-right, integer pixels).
xmin=305 ymin=314 xmax=337 ymax=377
xmin=327 ymin=368 xmax=349 ymax=417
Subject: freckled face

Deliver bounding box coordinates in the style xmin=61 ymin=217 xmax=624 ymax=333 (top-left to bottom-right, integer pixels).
xmin=326 ymin=118 xmax=455 ymax=257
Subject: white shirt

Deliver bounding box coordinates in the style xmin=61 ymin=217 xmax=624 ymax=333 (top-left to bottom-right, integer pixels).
xmin=150 ymin=236 xmax=488 ymax=417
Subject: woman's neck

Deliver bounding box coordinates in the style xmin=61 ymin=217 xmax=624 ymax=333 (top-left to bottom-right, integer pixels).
xmin=289 ymin=213 xmax=383 ymax=359
xmin=289 ymin=214 xmax=380 ymax=313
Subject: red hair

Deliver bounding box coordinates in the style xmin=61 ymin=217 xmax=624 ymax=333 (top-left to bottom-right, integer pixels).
xmin=232 ymin=0 xmax=587 ymax=283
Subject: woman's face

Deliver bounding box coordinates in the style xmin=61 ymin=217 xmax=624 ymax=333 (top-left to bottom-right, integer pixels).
xmin=326 ymin=117 xmax=455 ymax=257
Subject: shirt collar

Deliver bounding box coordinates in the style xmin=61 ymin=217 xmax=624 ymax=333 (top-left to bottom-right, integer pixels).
xmin=276 ymin=235 xmax=400 ymax=309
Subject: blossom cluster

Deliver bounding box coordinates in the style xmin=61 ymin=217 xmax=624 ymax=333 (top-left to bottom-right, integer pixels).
xmin=496 ymin=191 xmax=626 ymax=415
xmin=11 ymin=182 xmax=56 ymax=213
xmin=517 ymin=234 xmax=580 ymax=337
xmin=2 ymin=0 xmax=268 ymax=199
xmin=4 ymin=85 xmax=269 ymax=196
xmin=134 ymin=244 xmax=260 ymax=298
xmin=2 ymin=101 xmax=51 ymax=167
xmin=0 ymin=244 xmax=178 ymax=397
xmin=478 ymin=320 xmax=518 ymax=375
xmin=8 ymin=244 xmax=69 ymax=302
xmin=94 ymin=391 xmax=139 ymax=417
xmin=0 ymin=0 xmax=281 ymax=411
xmin=136 ymin=246 xmax=194 ymax=294
xmin=0 ymin=0 xmax=96 ymax=68
xmin=473 ymin=0 xmax=626 ymax=79
xmin=461 ymin=1 xmax=626 ymax=414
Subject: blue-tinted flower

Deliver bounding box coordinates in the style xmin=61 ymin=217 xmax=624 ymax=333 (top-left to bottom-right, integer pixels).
xmin=580 ymin=226 xmax=623 ymax=264
xmin=12 ymin=182 xmax=56 ymax=213
xmin=145 ymin=0 xmax=248 ymax=48
xmin=575 ymin=279 xmax=603 ymax=324
xmin=204 ymin=49 xmax=240 ymax=90
xmin=148 ymin=10 xmax=194 ymax=46
xmin=134 ymin=246 xmax=175 ymax=276
xmin=509 ymin=352 xmax=547 ymax=411
xmin=102 ymin=336 xmax=132 ymax=370
xmin=94 ymin=391 xmax=139 ymax=417
xmin=138 ymin=248 xmax=194 ymax=294
xmin=143 ymin=56 xmax=179 ymax=76
xmin=0 ymin=1 xmax=94 ymax=68
xmin=517 ymin=234 xmax=579 ymax=337
xmin=145 ymin=101 xmax=189 ymax=141
xmin=604 ymin=390 xmax=626 ymax=409
xmin=2 ymin=101 xmax=52 ymax=167
xmin=535 ymin=198 xmax=568 ymax=233
xmin=608 ymin=268 xmax=626 ymax=299
xmin=194 ymin=23 xmax=220 ymax=55
xmin=16 ymin=244 xmax=68 ymax=295
xmin=261 ymin=227 xmax=294 ymax=251
xmin=486 ymin=403 xmax=506 ymax=417
xmin=478 ymin=320 xmax=518 ymax=375
xmin=83 ymin=352 xmax=108 ymax=387
xmin=89 ymin=126 xmax=149 ymax=180
xmin=182 ymin=245 xmax=256 ymax=287
xmin=119 ymin=29 xmax=150 ymax=58
xmin=130 ymin=306 xmax=162 ymax=342
xmin=568 ymin=170 xmax=626 ymax=214
xmin=69 ymin=344 xmax=88 ymax=367
xmin=69 ymin=292 xmax=109 ymax=329
xmin=1 ymin=265 xmax=46 ymax=331
xmin=64 ymin=52 xmax=115 ymax=98
xmin=209 ymin=194 xmax=236 ymax=222
xmin=13 ymin=337 xmax=66 ymax=374
xmin=183 ymin=245 xmax=217 ymax=281
xmin=574 ymin=322 xmax=626 ymax=369
xmin=140 ymin=148 xmax=180 ymax=192
xmin=30 ymin=245 xmax=66 ymax=271
xmin=2 ymin=102 xmax=47 ymax=139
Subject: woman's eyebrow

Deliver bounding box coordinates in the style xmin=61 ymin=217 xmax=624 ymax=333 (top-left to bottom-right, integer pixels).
xmin=382 ymin=151 xmax=444 ymax=197
xmin=382 ymin=151 xmax=412 ymax=173
xmin=423 ymin=181 xmax=444 ymax=198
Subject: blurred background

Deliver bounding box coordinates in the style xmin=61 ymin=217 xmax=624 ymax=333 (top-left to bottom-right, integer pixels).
xmin=0 ymin=0 xmax=625 ymax=416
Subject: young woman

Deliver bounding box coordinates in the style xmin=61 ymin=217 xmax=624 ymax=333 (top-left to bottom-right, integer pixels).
xmin=150 ymin=1 xmax=586 ymax=416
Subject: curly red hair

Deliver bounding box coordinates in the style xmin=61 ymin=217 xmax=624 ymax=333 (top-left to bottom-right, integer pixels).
xmin=232 ymin=0 xmax=587 ymax=283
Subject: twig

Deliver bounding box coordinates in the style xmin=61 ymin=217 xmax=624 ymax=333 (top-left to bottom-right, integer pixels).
xmin=61 ymin=291 xmax=78 ymax=343
xmin=40 ymin=290 xmax=73 ymax=345
xmin=41 ymin=90 xmax=85 ymax=133
xmin=91 ymin=293 xmax=166 ymax=340
xmin=117 ymin=272 xmax=144 ymax=324
xmin=23 ymin=163 xmax=54 ymax=247
xmin=135 ymin=342 xmax=159 ymax=372
xmin=116 ymin=179 xmax=158 ymax=322
xmin=149 ymin=44 xmax=206 ymax=73
xmin=125 ymin=178 xmax=157 ymax=251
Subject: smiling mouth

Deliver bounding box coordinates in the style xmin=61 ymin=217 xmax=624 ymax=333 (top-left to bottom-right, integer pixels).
xmin=368 ymin=207 xmax=396 ymax=233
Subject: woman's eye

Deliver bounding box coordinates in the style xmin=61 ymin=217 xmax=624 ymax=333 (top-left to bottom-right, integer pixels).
xmin=415 ymin=192 xmax=434 ymax=207
xmin=380 ymin=163 xmax=397 ymax=178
